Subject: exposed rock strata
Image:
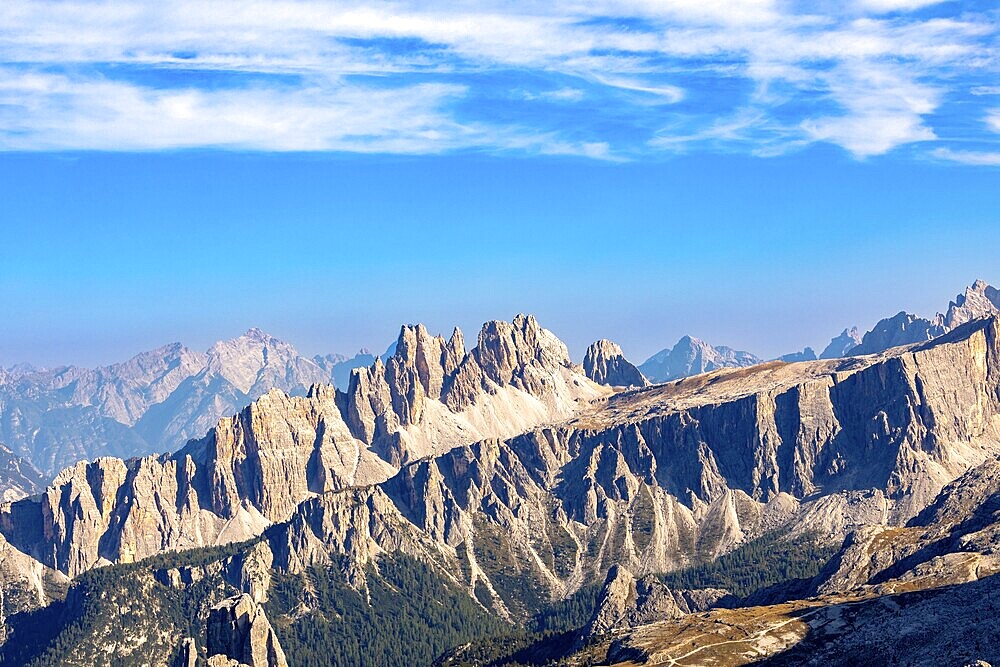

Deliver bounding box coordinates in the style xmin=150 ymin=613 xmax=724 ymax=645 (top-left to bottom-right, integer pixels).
xmin=584 ymin=340 xmax=649 ymax=387
xmin=0 ymin=315 xmax=606 ymax=578
xmin=0 ymin=443 xmax=44 ymax=502
xmin=207 ymin=593 xmax=287 ymax=667
xmin=262 ymin=317 xmax=1000 ymax=619
xmin=583 ymin=564 xmax=729 ymax=638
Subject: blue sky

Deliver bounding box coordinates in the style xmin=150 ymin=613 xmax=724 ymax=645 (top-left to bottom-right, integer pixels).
xmin=1 ymin=0 xmax=998 ymax=367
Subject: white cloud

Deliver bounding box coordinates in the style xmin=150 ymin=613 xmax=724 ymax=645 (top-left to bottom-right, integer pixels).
xmin=988 ymin=109 xmax=1000 ymax=134
xmin=0 ymin=69 xmax=473 ymax=152
xmin=0 ymin=0 xmax=996 ymax=159
xmin=932 ymin=148 xmax=1000 ymax=166
xmin=852 ymin=0 xmax=948 ymax=13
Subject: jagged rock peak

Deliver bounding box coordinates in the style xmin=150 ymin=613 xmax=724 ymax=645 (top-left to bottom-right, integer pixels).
xmin=944 ymin=279 xmax=1000 ymax=329
xmin=585 ymin=564 xmax=638 ymax=637
xmin=474 ymin=314 xmax=572 ymax=377
xmin=851 ymin=311 xmax=947 ymax=356
xmin=820 ymin=327 xmax=862 ymax=359
xmin=639 ymin=335 xmax=762 ymax=383
xmin=582 ymin=564 xmax=730 ymax=640
xmin=583 ymin=340 xmax=649 ymax=387
xmin=207 ymin=593 xmax=288 ymax=667
xmin=241 ymin=327 xmax=277 ymax=343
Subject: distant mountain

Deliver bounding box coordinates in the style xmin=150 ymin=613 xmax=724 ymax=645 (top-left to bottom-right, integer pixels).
xmin=777 ymin=347 xmax=817 ymax=363
xmin=315 ymin=349 xmax=378 ymax=391
xmin=823 ymin=279 xmax=1000 ymax=359
xmin=0 ymin=442 xmax=44 ymax=502
xmin=820 ymin=327 xmax=862 ymax=359
xmin=850 ymin=311 xmax=947 ymax=356
xmin=0 ymin=330 xmax=374 ymax=477
xmin=639 ymin=335 xmax=762 ymax=383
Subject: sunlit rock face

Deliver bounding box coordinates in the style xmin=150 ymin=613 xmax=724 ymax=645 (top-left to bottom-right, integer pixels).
xmin=584 ymin=339 xmax=649 ymax=388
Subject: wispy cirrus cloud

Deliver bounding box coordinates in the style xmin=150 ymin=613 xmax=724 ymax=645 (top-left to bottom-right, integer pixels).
xmin=0 ymin=0 xmax=997 ymax=161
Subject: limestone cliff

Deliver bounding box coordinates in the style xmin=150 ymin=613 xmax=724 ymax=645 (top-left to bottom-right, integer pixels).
xmin=266 ymin=316 xmax=1000 ymax=616
xmin=0 ymin=315 xmax=606 ymax=578
xmin=583 ymin=340 xmax=649 ymax=387
xmin=206 ymin=594 xmax=287 ymax=667
xmin=582 ymin=564 xmax=729 ymax=638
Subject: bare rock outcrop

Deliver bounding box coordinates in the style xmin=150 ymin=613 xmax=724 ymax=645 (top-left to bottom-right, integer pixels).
xmin=206 ymin=594 xmax=287 ymax=667
xmin=0 ymin=443 xmax=44 ymax=502
xmin=0 ymin=315 xmax=607 ymax=579
xmin=827 ymin=280 xmax=1000 ymax=360
xmin=944 ymin=279 xmax=1000 ymax=329
xmin=584 ymin=340 xmax=649 ymax=387
xmin=850 ymin=311 xmax=947 ymax=356
xmin=582 ymin=564 xmax=729 ymax=639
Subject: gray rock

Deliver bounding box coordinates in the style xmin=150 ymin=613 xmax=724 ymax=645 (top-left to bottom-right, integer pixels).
xmin=207 ymin=593 xmax=287 ymax=667
xmin=820 ymin=327 xmax=862 ymax=359
xmin=850 ymin=311 xmax=947 ymax=356
xmin=583 ymin=340 xmax=649 ymax=387
xmin=639 ymin=335 xmax=762 ymax=383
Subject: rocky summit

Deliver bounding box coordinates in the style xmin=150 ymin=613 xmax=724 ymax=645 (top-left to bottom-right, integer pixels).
xmin=639 ymin=335 xmax=762 ymax=383
xmin=1 ymin=292 xmax=1000 ymax=666
xmin=583 ymin=340 xmax=649 ymax=388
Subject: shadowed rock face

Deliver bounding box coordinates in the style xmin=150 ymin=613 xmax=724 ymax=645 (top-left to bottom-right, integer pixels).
xmin=263 ymin=317 xmax=1000 ymax=619
xmin=206 ymin=594 xmax=287 ymax=667
xmin=943 ymin=279 xmax=1000 ymax=329
xmin=582 ymin=564 xmax=729 ymax=639
xmin=584 ymin=340 xmax=649 ymax=388
xmin=820 ymin=328 xmax=862 ymax=359
xmin=850 ymin=311 xmax=947 ymax=356
xmin=592 ymin=454 xmax=1000 ymax=667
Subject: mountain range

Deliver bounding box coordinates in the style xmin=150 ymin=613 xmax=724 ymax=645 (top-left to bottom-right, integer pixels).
xmin=0 ymin=330 xmax=383 ymax=483
xmin=1 ymin=281 xmax=999 ymax=666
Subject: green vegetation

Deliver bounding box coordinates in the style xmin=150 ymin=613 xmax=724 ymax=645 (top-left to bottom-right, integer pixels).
xmin=658 ymin=531 xmax=838 ymax=598
xmin=630 ymin=485 xmax=656 ymax=553
xmin=472 ymin=515 xmax=548 ymax=616
xmin=436 ymin=583 xmax=601 ymax=667
xmin=0 ymin=526 xmax=835 ymax=667
xmin=266 ymin=553 xmax=509 ymax=667
xmin=0 ymin=541 xmax=251 ymax=667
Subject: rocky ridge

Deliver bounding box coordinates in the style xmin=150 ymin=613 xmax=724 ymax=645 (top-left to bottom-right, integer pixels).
xmin=204 ymin=593 xmax=287 ymax=667
xmin=0 ymin=315 xmax=606 ymax=579
xmin=583 ymin=340 xmax=649 ymax=387
xmin=253 ymin=315 xmax=1000 ymax=623
xmin=589 ymin=454 xmax=1000 ymax=667
xmin=825 ymin=279 xmax=1000 ymax=359
xmin=0 ymin=329 xmax=360 ymax=478
xmin=820 ymin=328 xmax=862 ymax=359
xmin=581 ymin=564 xmax=729 ymax=639
xmin=0 ymin=442 xmax=44 ymax=502
xmin=4 ymin=307 xmax=1000 ymax=664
